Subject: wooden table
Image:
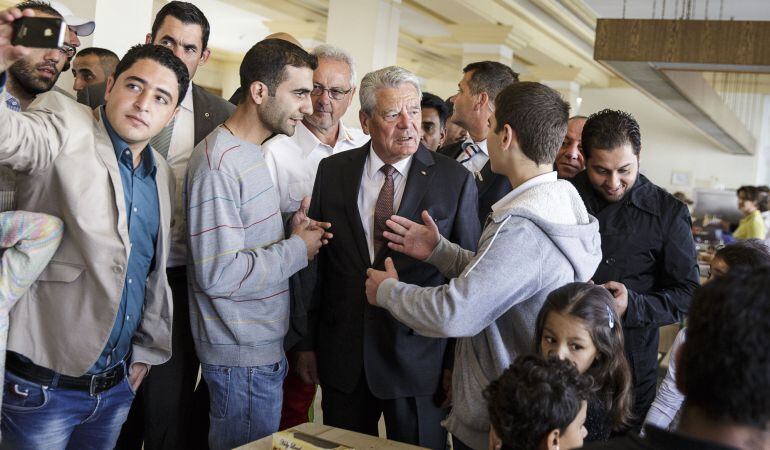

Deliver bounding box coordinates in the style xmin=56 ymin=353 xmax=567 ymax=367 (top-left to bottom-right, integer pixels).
xmin=236 ymin=422 xmax=428 ymax=450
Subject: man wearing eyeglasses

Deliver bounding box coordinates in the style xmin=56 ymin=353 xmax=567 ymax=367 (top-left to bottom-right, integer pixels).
xmin=0 ymin=1 xmax=86 ymax=213
xmin=262 ymin=43 xmax=369 ymax=431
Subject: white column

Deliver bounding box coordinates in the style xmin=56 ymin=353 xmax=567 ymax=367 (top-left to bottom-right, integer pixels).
xmin=325 ymin=0 xmax=401 ymax=127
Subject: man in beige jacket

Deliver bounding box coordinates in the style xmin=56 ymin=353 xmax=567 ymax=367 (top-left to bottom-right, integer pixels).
xmin=0 ymin=7 xmax=187 ymax=449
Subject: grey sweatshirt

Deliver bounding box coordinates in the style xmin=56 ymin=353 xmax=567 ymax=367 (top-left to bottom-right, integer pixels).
xmin=186 ymin=128 xmax=308 ymax=367
xmin=377 ymin=178 xmax=602 ymax=450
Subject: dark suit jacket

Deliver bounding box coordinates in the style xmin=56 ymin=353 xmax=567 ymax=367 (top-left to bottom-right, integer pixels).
xmin=438 ymin=141 xmax=512 ymax=224
xmin=301 ymin=143 xmax=480 ymax=399
xmin=77 ymin=82 xmax=234 ymax=146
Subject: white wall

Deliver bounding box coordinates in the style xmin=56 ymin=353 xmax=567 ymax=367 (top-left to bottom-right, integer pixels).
xmin=580 ymin=86 xmax=763 ymax=195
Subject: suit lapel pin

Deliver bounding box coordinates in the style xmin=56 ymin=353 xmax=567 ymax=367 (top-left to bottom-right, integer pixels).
xmin=420 ymin=170 xmax=427 ymax=176
xmin=204 ymin=112 xmax=210 ymax=118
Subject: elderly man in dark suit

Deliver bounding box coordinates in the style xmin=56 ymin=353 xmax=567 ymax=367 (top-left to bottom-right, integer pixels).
xmin=295 ymin=66 xmax=480 ymax=449
xmin=438 ymin=61 xmax=518 ymax=224
xmin=78 ymin=3 xmax=234 ymax=450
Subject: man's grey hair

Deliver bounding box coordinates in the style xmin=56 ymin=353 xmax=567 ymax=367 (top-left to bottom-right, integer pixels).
xmin=311 ymin=44 xmax=357 ymax=88
xmin=359 ymin=66 xmax=422 ymax=117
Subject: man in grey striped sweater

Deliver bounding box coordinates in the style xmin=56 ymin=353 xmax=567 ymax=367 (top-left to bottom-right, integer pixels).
xmin=185 ymin=39 xmax=329 ymax=450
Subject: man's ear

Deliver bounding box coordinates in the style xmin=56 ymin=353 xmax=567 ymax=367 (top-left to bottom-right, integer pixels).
xmin=475 ymin=91 xmax=489 ymax=111
xmin=542 ymin=429 xmax=560 ymax=450
xmin=500 ymin=123 xmax=515 ymax=152
xmin=359 ymin=110 xmax=370 ymax=135
xmin=249 ymin=81 xmax=267 ymax=105
xmin=439 ymin=126 xmax=447 ymax=148
xmin=168 ymin=106 xmax=180 ymax=127
xmin=199 ymin=48 xmax=211 ymax=67
xmin=104 ymin=75 xmax=116 ymax=102
xmin=145 ymin=33 xmax=152 ymax=45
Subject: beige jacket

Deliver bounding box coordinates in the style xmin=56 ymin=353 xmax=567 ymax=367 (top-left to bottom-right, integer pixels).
xmin=0 ymin=88 xmax=174 ymax=377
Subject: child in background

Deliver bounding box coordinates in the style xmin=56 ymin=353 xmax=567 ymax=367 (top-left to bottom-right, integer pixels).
xmin=644 ymin=239 xmax=770 ymax=432
xmin=485 ymin=354 xmax=592 ymax=450
xmin=0 ymin=211 xmax=63 ymax=433
xmin=733 ymin=185 xmax=766 ymax=240
xmin=535 ymin=282 xmax=634 ymax=441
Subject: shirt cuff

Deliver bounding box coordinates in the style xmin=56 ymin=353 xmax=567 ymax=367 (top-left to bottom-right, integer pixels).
xmin=376 ymin=277 xmax=400 ymax=308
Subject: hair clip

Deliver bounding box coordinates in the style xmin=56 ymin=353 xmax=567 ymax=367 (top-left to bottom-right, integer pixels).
xmin=606 ymin=304 xmax=615 ymax=329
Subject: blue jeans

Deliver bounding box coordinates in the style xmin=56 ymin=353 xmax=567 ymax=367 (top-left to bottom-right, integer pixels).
xmin=0 ymin=367 xmax=136 ymax=450
xmin=202 ymin=357 xmax=287 ymax=450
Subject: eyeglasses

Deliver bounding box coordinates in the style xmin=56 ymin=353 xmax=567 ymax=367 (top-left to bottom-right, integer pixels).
xmin=58 ymin=44 xmax=76 ymax=59
xmin=311 ymin=84 xmax=352 ymax=100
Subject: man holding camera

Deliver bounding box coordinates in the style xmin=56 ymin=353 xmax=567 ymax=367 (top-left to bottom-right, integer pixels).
xmin=0 ymin=6 xmax=187 ymax=448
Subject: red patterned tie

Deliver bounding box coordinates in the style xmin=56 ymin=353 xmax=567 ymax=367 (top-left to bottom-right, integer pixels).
xmin=373 ymin=164 xmax=395 ymax=256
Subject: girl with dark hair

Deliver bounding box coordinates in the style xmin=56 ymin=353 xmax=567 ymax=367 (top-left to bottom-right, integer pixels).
xmin=734 ymin=186 xmax=766 ymax=240
xmin=535 ymin=282 xmax=633 ymax=441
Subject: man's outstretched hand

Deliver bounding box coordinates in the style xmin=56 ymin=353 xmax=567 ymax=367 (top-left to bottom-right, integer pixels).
xmin=383 ymin=210 xmax=440 ymax=262
xmin=365 ymin=257 xmax=399 ymax=306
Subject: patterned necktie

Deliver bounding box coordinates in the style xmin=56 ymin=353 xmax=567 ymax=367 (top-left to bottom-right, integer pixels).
xmin=458 ymin=141 xmax=481 ymax=164
xmin=373 ymin=164 xmax=396 ymax=257
xmin=150 ymin=117 xmax=176 ymax=159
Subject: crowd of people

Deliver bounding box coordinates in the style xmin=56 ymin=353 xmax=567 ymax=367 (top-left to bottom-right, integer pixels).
xmin=0 ymin=1 xmax=767 ymax=450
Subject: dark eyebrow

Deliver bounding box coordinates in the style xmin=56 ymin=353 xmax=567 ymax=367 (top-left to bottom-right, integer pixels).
xmin=126 ymin=75 xmax=173 ymax=100
xmin=126 ymin=75 xmax=147 ymax=85
xmin=160 ymin=35 xmax=177 ymax=45
xmin=293 ymin=88 xmax=311 ymax=94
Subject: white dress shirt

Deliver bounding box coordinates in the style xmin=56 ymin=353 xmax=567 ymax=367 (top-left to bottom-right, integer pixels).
xmin=357 ymin=148 xmax=412 ymax=263
xmin=263 ymin=121 xmax=369 ymax=213
xmin=457 ymin=138 xmax=489 ymax=176
xmin=166 ymin=82 xmax=194 ymax=267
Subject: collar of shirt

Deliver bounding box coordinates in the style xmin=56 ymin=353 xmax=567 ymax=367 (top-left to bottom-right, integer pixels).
xmin=100 ymin=106 xmax=157 ymax=179
xmin=463 ymin=137 xmax=489 ymax=156
xmin=296 ymin=120 xmax=358 ymax=158
xmin=366 ymin=146 xmax=413 ymax=180
xmin=1 ymin=72 xmax=21 ymax=112
xmin=180 ymin=81 xmax=193 ymax=113
xmin=491 ymin=171 xmax=557 ymax=214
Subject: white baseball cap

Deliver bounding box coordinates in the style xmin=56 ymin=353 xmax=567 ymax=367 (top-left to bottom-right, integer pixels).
xmin=50 ymin=1 xmax=95 ymax=37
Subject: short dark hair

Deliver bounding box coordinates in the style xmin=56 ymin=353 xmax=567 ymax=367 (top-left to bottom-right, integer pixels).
xmin=16 ymin=1 xmax=61 ymax=17
xmin=113 ymin=44 xmax=189 ymax=106
xmin=714 ymin=240 xmax=770 ymax=271
xmin=151 ymin=1 xmax=210 ymax=50
xmin=463 ymin=61 xmax=519 ymax=104
xmin=239 ymin=39 xmax=317 ymax=100
xmin=581 ymin=109 xmax=642 ymax=160
xmin=421 ymin=92 xmax=449 ymax=128
xmin=76 ymin=47 xmax=120 ymax=75
xmin=493 ymin=82 xmax=569 ymax=165
xmin=485 ymin=354 xmax=592 ymax=450
xmin=680 ymin=265 xmax=770 ymax=429
xmin=444 ymin=96 xmax=454 ymax=117
xmin=737 ymin=185 xmax=762 ymax=203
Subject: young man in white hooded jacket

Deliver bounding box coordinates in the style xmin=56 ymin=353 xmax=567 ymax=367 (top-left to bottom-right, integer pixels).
xmin=366 ymin=81 xmax=603 ymax=450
